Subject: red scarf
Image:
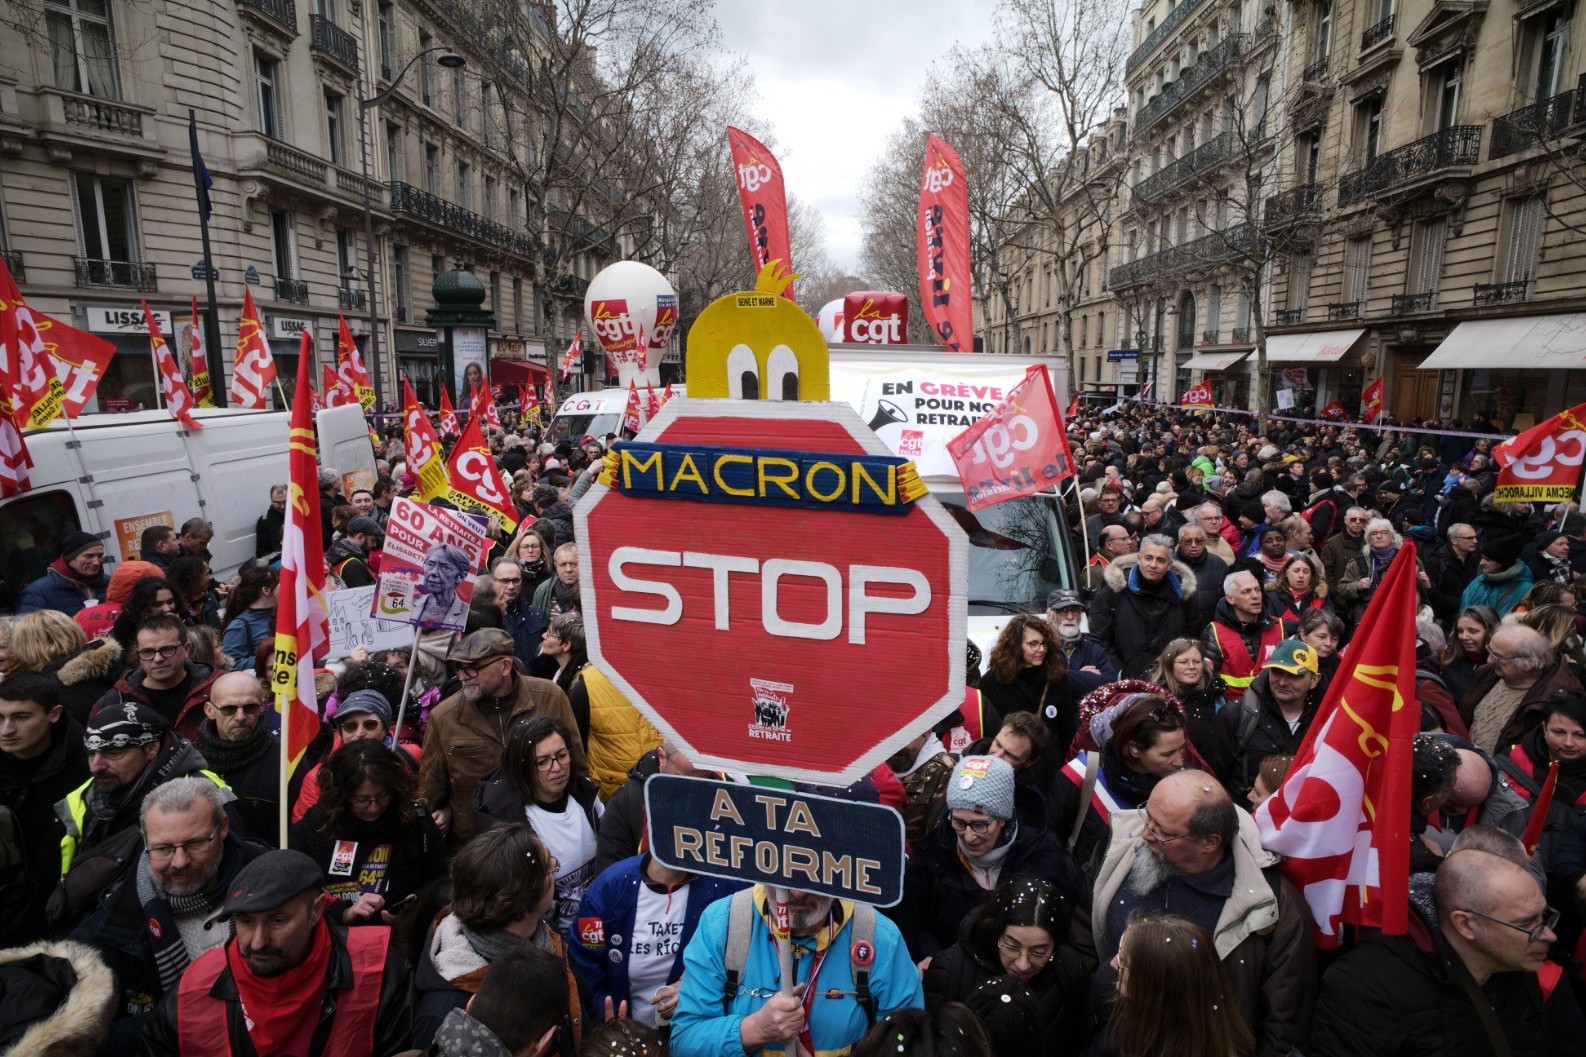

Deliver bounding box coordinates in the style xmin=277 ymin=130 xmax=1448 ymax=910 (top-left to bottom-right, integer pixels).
xmin=226 ymin=916 xmax=333 ymax=1056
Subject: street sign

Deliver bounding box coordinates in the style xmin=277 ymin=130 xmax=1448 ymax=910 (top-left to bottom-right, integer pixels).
xmin=191 ymin=260 xmax=219 ymax=281
xmin=1106 ymin=349 xmax=1140 ymax=362
xmin=577 ymin=398 xmax=966 ymax=785
xmin=644 ymin=775 xmax=906 ymax=905
xmin=245 ymin=265 xmax=261 ymax=285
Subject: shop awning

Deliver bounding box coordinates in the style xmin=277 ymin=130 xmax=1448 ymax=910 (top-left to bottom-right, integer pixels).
xmin=489 ymin=358 xmax=550 ymax=386
xmin=1420 ymin=314 xmax=1586 ymax=370
xmin=1263 ymin=329 xmax=1366 ymax=362
xmin=1182 ymin=351 xmax=1251 ymax=372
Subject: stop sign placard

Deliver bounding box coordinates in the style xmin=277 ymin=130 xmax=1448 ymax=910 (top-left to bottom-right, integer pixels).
xmin=577 ymin=399 xmax=966 ymax=785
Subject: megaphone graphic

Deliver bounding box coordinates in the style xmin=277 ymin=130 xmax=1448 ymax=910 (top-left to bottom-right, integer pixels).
xmin=867 ymin=399 xmax=907 ymax=431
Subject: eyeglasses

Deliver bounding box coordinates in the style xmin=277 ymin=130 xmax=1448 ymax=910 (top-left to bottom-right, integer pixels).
xmin=457 ymin=656 xmax=510 ymax=678
xmin=495 ymin=577 xmax=522 ymax=585
xmin=137 ymin=644 xmax=184 ymax=660
xmin=1141 ymin=808 xmax=1190 ymax=844
xmin=948 ymin=815 xmax=998 ymax=834
xmin=1487 ymin=646 xmax=1517 ymax=663
xmin=534 ymin=748 xmax=571 ymax=771
xmin=348 ymin=790 xmax=394 ymax=808
xmin=1460 ymin=906 xmax=1559 ymax=943
xmin=997 ymin=938 xmax=1053 ymax=964
xmin=214 ymin=703 xmax=264 ymax=717
xmin=146 ymin=828 xmax=219 ymax=862
xmin=339 ymin=717 xmax=385 ymax=734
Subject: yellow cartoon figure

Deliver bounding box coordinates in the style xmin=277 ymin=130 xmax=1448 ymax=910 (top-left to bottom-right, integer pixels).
xmin=685 ymin=261 xmax=830 ymax=401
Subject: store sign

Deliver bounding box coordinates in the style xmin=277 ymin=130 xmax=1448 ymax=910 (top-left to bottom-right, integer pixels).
xmin=271 ymin=316 xmax=314 ymax=340
xmin=395 ymin=330 xmax=438 ymax=354
xmin=86 ymin=305 xmax=172 ymax=335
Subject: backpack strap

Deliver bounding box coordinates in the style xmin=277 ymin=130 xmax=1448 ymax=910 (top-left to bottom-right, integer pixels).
xmin=1234 ymin=697 xmax=1261 ymax=755
xmin=1068 ymin=752 xmax=1101 ymax=853
xmin=849 ymin=902 xmax=878 ymax=1027
xmin=722 ymin=888 xmax=757 ymax=1014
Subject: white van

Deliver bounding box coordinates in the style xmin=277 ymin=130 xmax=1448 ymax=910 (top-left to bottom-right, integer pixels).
xmin=547 ymin=385 xmax=686 ymax=444
xmin=0 ymin=405 xmax=375 ymax=608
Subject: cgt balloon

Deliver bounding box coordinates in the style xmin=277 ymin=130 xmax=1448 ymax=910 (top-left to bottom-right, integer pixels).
xmin=584 ymin=261 xmax=676 ymax=388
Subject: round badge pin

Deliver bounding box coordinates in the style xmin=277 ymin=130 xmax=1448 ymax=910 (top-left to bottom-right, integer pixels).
xmin=852 ymin=940 xmax=875 ymax=967
xmin=608 ymin=949 xmax=624 ymax=963
xmin=959 ymin=776 xmax=973 ymax=789
xmin=1044 ymin=704 xmax=1057 ymax=719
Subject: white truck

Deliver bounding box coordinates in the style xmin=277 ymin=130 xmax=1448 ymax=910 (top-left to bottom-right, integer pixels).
xmin=0 ymin=405 xmax=376 ymax=609
xmin=547 ymin=385 xmax=687 ymax=444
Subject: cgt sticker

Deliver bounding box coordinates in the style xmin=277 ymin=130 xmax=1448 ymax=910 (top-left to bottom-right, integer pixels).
xmin=578 ymin=916 xmax=606 ymax=949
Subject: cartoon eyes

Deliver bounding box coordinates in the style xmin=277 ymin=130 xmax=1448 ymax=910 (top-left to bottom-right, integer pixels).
xmin=766 ymin=346 xmax=800 ymax=401
xmin=728 ymin=346 xmax=759 ymax=400
xmin=727 ymin=344 xmax=801 ymax=401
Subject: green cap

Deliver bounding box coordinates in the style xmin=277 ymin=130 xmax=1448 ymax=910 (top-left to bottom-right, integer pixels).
xmin=1263 ymin=638 xmax=1320 ymax=675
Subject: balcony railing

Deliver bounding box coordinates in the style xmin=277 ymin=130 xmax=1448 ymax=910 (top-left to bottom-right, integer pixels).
xmin=310 ymin=14 xmax=358 ymax=69
xmin=1133 ymin=130 xmax=1240 ymax=204
xmin=276 ymin=277 xmax=309 ymax=303
xmin=1232 ymin=327 xmax=1251 ymax=343
xmin=1392 ymin=292 xmax=1435 ymax=313
xmin=1576 ymin=72 xmax=1586 ymax=126
xmin=1361 ymin=13 xmax=1395 ymax=49
xmin=388 ymin=181 xmax=536 ymax=257
xmin=1303 ymin=56 xmax=1329 ymax=82
xmin=1327 ymin=301 xmax=1363 ymax=319
xmin=1473 ymin=279 xmax=1532 ymax=304
xmin=75 ymin=257 xmax=156 ymax=291
xmin=1490 ymin=90 xmax=1577 ymax=160
xmin=1337 ymin=126 xmax=1482 ymax=206
xmin=339 ymin=287 xmax=367 ymax=310
xmin=1264 ymin=183 xmax=1324 ymax=226
xmin=262 ymin=137 xmax=327 ymax=185
xmin=1126 ymin=0 xmax=1210 ymax=75
xmin=1202 ymin=329 xmax=1220 ymax=343
xmin=238 ymin=0 xmax=297 ymax=34
xmin=1 ymin=250 xmax=23 ymax=284
xmin=1275 ymin=308 xmax=1307 ymax=325
xmin=62 ymin=94 xmax=145 ymax=137
xmin=1107 ymin=225 xmax=1262 ymax=290
xmin=555 ymin=273 xmax=591 ymax=298
xmin=1135 ymin=34 xmax=1246 ymax=135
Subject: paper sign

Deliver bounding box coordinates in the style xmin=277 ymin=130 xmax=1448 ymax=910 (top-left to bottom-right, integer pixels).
xmin=325 ymin=585 xmax=415 ymax=658
xmin=113 ymin=512 xmax=174 ymax=561
xmin=374 ymin=497 xmax=489 ymax=631
xmin=1277 ymin=388 xmax=1296 ymax=410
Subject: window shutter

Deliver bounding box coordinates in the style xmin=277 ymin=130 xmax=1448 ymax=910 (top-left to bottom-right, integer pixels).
xmin=1505 ymin=197 xmax=1544 ymax=284
xmin=1417 ymin=219 xmax=1446 ymax=296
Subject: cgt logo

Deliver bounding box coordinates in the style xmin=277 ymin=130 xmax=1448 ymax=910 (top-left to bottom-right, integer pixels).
xmin=921 ymin=165 xmax=954 ymax=195
xmin=738 ymin=161 xmax=775 ymax=193
xmin=453 ymin=450 xmax=509 ymax=504
xmin=963 ymin=412 xmax=1039 ymax=469
xmin=590 ymin=299 xmax=639 ymax=352
xmin=1508 ymin=429 xmax=1586 ymax=480
xmin=847 ymin=299 xmax=904 ymax=344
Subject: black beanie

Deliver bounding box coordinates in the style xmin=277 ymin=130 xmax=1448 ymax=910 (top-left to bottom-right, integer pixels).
xmin=59 ymin=531 xmax=101 ymax=561
xmin=1481 ymin=535 xmax=1522 ymax=568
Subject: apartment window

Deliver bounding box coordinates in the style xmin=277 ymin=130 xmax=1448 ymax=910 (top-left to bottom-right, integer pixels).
xmin=270 ymin=210 xmax=296 ymax=279
xmin=513 ymin=277 xmax=523 ymax=334
xmin=484 ymin=176 xmax=496 ymax=221
xmin=1343 ymin=235 xmax=1371 ymax=301
xmin=377 ymin=2 xmax=395 ymax=79
xmin=1177 ymin=208 xmax=1190 ymax=244
xmin=457 ymin=162 xmax=470 ymax=210
xmin=324 ymin=90 xmax=345 ymax=166
xmin=1079 ymin=316 xmax=1089 ymax=348
xmin=424 ymin=144 xmax=439 ymax=195
xmin=1235 ymin=292 xmax=1251 ymax=331
xmin=1207 ymin=285 xmax=1222 ymax=340
xmin=1314 ymin=0 xmax=1333 ymax=60
xmin=1250 ymin=76 xmax=1270 ymax=130
xmin=72 ymin=172 xmax=137 ymax=265
xmin=394 ymin=245 xmax=410 ymax=323
xmin=1097 ymin=312 xmax=1105 ymax=348
xmin=1300 ymin=132 xmax=1321 ymax=184
xmin=1427 ymin=59 xmax=1462 ymax=132
xmin=46 ymin=0 xmax=119 ymax=99
xmin=337 ymin=229 xmax=356 ymax=289
xmin=1410 ymin=218 xmax=1446 ymax=299
xmin=487 ymin=271 xmax=500 ymax=317
xmin=419 ymin=31 xmax=435 ymax=106
xmin=316 ymin=0 xmax=335 ymax=17
xmin=509 ymin=188 xmax=520 ymax=226
xmin=1501 ymin=196 xmax=1545 ymax=284
xmin=1524 ymin=9 xmax=1572 ymax=102
xmin=255 ymin=54 xmax=281 ymax=139
xmin=1355 ymin=96 xmax=1384 ymax=162
xmin=452 ymin=66 xmax=466 ymax=125
xmin=1288 ymin=254 xmax=1314 ymax=310
xmin=385 ymin=122 xmax=404 ymax=182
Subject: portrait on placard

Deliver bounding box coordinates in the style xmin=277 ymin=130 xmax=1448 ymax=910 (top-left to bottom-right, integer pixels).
xmin=373 ymin=496 xmax=489 ymax=632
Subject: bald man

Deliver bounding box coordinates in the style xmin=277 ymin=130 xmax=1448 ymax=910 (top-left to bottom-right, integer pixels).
xmin=197 ymin=671 xmax=280 ymax=845
xmin=1074 ymin=770 xmax=1315 ymax=1057
xmin=1311 ymin=849 xmax=1585 ymax=1056
xmin=1427 ymin=745 xmax=1530 ymax=855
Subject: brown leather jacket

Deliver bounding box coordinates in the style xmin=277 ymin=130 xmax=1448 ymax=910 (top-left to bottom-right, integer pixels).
xmin=1458 ymin=657 xmax=1586 ymax=755
xmin=418 ymin=672 xmax=583 ymax=847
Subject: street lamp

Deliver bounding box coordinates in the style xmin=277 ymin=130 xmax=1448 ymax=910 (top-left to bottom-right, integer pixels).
xmin=359 ymin=46 xmax=465 ymax=411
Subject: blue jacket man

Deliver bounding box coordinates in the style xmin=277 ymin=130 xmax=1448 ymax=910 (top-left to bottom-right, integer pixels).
xmin=490 ymin=557 xmax=548 ymax=662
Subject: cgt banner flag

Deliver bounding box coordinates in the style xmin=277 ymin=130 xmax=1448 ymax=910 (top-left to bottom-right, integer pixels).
xmin=144 ymin=301 xmax=203 ymax=430
xmin=1 ymin=255 xmax=114 ymax=428
xmin=917 ymin=133 xmax=973 ymax=353
xmin=447 ymin=413 xmax=518 ymax=530
xmin=1255 ymin=542 xmax=1421 ymax=947
xmin=0 ymin=309 xmax=34 ymax=496
xmin=402 ymin=375 xmax=451 ymax=502
xmin=946 ymin=364 xmax=1074 ymax=512
xmin=726 ymin=126 xmax=794 ymax=299
xmin=232 ymin=287 xmax=278 ymax=408
xmin=1492 ymin=400 xmax=1586 ymax=503
xmin=436 ymin=386 xmax=461 ymax=436
xmin=1362 ymin=376 xmax=1385 ymax=423
xmin=186 ymin=296 xmax=213 ymax=407
xmin=336 ymin=314 xmax=375 ymax=411
xmin=1321 ymin=400 xmax=1348 ymax=421
xmin=1181 ymin=381 xmax=1215 ymax=407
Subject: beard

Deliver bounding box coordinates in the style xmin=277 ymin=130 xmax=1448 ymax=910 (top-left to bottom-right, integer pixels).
xmin=788 ymin=894 xmax=835 ymax=931
xmin=1127 ymin=843 xmax=1178 ymax=897
xmin=156 ymin=858 xmax=222 ymax=899
xmin=1055 ymin=620 xmax=1082 ymax=642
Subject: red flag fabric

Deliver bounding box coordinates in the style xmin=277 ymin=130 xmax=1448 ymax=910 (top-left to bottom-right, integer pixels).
xmin=1181 ymin=381 xmax=1215 ymax=407
xmin=558 ymin=333 xmax=581 ymax=382
xmin=436 ymin=386 xmax=461 ymax=436
xmin=946 ymin=364 xmax=1074 ymax=512
xmin=470 ymin=380 xmax=502 ymax=433
xmin=0 ymin=307 xmax=33 ymax=496
xmin=145 ymin=301 xmax=202 ymax=430
xmin=1321 ymin=400 xmax=1347 ymax=420
xmin=321 ymin=365 xmax=347 ymax=407
xmin=542 ymin=383 xmax=555 ymax=416
xmin=1255 ymin=542 xmax=1422 ymax=947
xmin=1066 ymin=394 xmax=1081 ymax=419
xmin=1492 ymin=401 xmax=1586 ymax=503
xmin=402 ymin=375 xmax=450 ymax=502
xmin=622 ymin=380 xmax=641 ymax=435
xmin=186 ymin=297 xmax=213 ymax=407
xmin=521 ymin=383 xmax=541 ymax=427
xmin=661 ymin=382 xmax=675 ymax=407
xmin=726 ymin=126 xmax=794 ymax=298
xmin=274 ymin=330 xmax=329 ymax=787
xmin=1361 ymin=377 xmax=1385 ymax=423
xmin=335 ymin=314 xmax=375 ymax=411
xmin=644 ymin=380 xmax=662 ymax=419
xmin=446 ymin=414 xmax=518 ymax=529
xmin=232 ymin=287 xmax=278 ymax=408
xmin=1 ymin=258 xmax=114 ymax=427
xmin=917 ymin=133 xmax=973 ymax=352
xmin=1521 ymin=760 xmax=1559 ymax=857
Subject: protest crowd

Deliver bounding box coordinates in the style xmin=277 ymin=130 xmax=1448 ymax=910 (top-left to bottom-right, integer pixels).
xmin=7 ymin=384 xmax=1586 ymax=1057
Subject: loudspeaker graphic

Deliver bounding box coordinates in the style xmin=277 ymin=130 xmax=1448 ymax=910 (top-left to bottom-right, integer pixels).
xmin=867 ymin=399 xmax=906 ymax=431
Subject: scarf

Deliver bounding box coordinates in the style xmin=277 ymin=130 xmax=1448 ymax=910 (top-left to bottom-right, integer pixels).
xmin=48 ymin=556 xmax=98 ymax=587
xmin=195 ymin=720 xmax=273 ymax=773
xmin=1259 ymin=551 xmax=1289 ymax=575
xmin=1127 ymin=563 xmax=1183 ymax=599
xmin=956 ymin=821 xmax=1018 ymax=890
xmin=227 ymin=915 xmax=333 ymax=1057
xmin=136 ymin=850 xmax=229 ymax=991
xmin=1544 ymin=552 xmax=1572 ymax=584
xmin=552 ymin=579 xmax=579 ymax=613
xmin=82 ymin=737 xmax=190 ymax=849
xmin=1368 ymin=544 xmax=1398 ymax=583
xmin=461 ymin=919 xmax=553 ymax=963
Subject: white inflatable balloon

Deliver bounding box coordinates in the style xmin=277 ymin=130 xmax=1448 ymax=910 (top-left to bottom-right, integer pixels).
xmin=583 ymin=261 xmax=676 ymax=388
xmin=817 ymin=299 xmax=846 ymax=342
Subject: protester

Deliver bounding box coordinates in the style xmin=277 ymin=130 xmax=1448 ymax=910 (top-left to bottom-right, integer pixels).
xmin=218 ymin=566 xmax=277 ymax=669
xmin=1461 ymin=535 xmax=1535 ymax=617
xmin=1107 ymin=913 xmax=1254 ymax=1057
xmin=17 ymin=532 xmax=108 ymax=615
xmin=195 ymin=670 xmax=278 ymax=843
xmin=1044 ymin=589 xmax=1118 ymax=700
xmin=1463 ymin=624 xmax=1583 ymax=755
xmin=1146 ymin=637 xmax=1223 ymax=755
xmin=977 ymin=615 xmax=1074 ymax=763
xmin=1440 ymin=605 xmax=1500 ymax=706
xmin=93 ymin=614 xmax=221 ymax=740
xmin=1202 ymin=571 xmax=1289 ymax=704
xmin=1089 ymin=534 xmax=1197 ymax=680
xmin=1211 ymin=639 xmax=1323 ymax=806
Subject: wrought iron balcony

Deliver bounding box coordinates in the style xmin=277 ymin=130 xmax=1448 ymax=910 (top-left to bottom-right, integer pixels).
xmin=1135 ymin=34 xmax=1246 ymax=135
xmin=1392 ymin=292 xmax=1435 ymax=313
xmin=1232 ymin=327 xmax=1251 ymax=343
xmin=388 ymin=181 xmax=536 ymax=257
xmin=276 ymin=277 xmax=309 ymax=303
xmin=1327 ymin=301 xmax=1362 ymax=319
xmin=1202 ymin=329 xmax=1220 ymax=343
xmin=1361 ymin=14 xmax=1394 ymax=49
xmin=1126 ymin=0 xmax=1209 ymax=76
xmin=1264 ymin=183 xmax=1324 ymax=227
xmin=1 ymin=249 xmax=23 ymax=284
xmin=339 ymin=287 xmax=367 ymax=310
xmin=1490 ymin=90 xmax=1577 ymax=160
xmin=1275 ymin=308 xmax=1307 ymax=325
xmin=238 ymin=0 xmax=296 ymax=34
xmin=1337 ymin=126 xmax=1482 ymax=206
xmin=75 ymin=257 xmax=156 ymax=291
xmin=1303 ymin=56 xmax=1329 ymax=82
xmin=554 ymin=273 xmax=590 ymax=298
xmin=1576 ymin=73 xmax=1586 ymax=126
xmin=310 ymin=14 xmax=358 ymax=70
xmin=1133 ymin=130 xmax=1239 ymax=204
xmin=1106 ymin=225 xmax=1262 ymax=291
xmin=1473 ymin=280 xmax=1532 ymax=305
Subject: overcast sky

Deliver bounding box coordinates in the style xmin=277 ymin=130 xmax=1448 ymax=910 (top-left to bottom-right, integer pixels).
xmin=715 ymin=1 xmax=1000 ymax=276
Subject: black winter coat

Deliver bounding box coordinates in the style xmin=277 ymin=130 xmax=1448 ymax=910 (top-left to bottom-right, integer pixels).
xmin=1086 ymin=554 xmax=1197 ymax=679
xmin=590 ymin=749 xmax=658 ymax=877
xmin=290 ymin=801 xmax=449 ymax=910
xmin=1210 ymin=672 xmax=1319 ymax=805
xmin=0 ymin=714 xmax=88 ymax=946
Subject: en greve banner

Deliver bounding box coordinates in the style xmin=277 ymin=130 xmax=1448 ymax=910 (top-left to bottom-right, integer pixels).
xmin=1493 ymin=400 xmax=1586 ymax=503
xmin=946 ymin=364 xmax=1075 ymax=512
xmin=726 ymin=126 xmax=793 ymax=299
xmin=917 ymin=133 xmax=973 ymax=353
xmin=374 ymin=496 xmax=489 ymax=632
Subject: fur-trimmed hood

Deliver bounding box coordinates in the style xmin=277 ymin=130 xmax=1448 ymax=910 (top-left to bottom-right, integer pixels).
xmin=1100 ymin=552 xmax=1197 ymax=600
xmin=50 ymin=639 xmax=123 ymax=688
xmin=0 ymin=941 xmax=116 ymax=1057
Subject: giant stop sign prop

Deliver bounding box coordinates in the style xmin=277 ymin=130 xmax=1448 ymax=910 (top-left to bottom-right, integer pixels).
xmin=577 ymin=399 xmax=966 ymax=785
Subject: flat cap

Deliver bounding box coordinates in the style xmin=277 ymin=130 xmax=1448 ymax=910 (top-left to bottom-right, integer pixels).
xmin=446 ymin=628 xmax=516 ymax=664
xmin=206 ymin=850 xmax=323 ymax=923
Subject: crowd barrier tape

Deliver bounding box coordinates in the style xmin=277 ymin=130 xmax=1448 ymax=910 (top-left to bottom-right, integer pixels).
xmin=1076 ymin=395 xmax=1518 ymax=444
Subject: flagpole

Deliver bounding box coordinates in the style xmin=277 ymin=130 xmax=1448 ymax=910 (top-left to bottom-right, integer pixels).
xmin=189 ymin=110 xmax=227 ymax=406
xmin=390 ymin=624 xmax=423 ymax=746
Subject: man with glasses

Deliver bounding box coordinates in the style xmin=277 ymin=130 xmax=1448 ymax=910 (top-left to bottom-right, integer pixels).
xmin=1195 ymin=501 xmax=1239 ymax=564
xmin=195 ymin=671 xmax=279 ymax=845
xmin=1427 ymin=522 xmax=1483 ymax=623
xmin=1075 ymin=769 xmax=1315 ymax=1057
xmin=1311 ymin=848 xmax=1578 ymax=1056
xmin=69 ymin=776 xmax=266 ymax=1050
xmin=419 ymin=628 xmax=582 ymax=849
xmin=1175 ymin=523 xmax=1229 ymax=633
xmin=1321 ymin=506 xmax=1371 ymax=596
xmin=1466 ymin=625 xmax=1583 ymax=754
xmin=490 ymin=554 xmax=548 ymax=663
xmin=93 ymin=614 xmax=221 ymax=741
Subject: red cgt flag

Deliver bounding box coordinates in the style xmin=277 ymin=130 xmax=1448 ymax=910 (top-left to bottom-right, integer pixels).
xmin=470 ymin=379 xmax=501 ymax=433
xmin=1492 ymin=401 xmax=1586 ymax=504
xmin=1181 ymin=381 xmax=1215 ymax=407
xmin=436 ymin=386 xmax=460 ymax=436
xmin=1321 ymin=400 xmax=1348 ymax=421
xmin=726 ymin=126 xmax=794 ymax=298
xmin=1066 ymin=393 xmax=1081 ymax=419
xmin=321 ymin=365 xmax=348 ymax=407
xmin=144 ymin=301 xmax=202 ymax=430
xmin=232 ymin=287 xmax=278 ymax=408
xmin=0 ymin=306 xmax=33 ymax=496
xmin=946 ymin=364 xmax=1075 ymax=512
xmin=403 ymin=375 xmax=450 ymax=502
xmin=1362 ymin=376 xmax=1385 ymax=423
xmin=917 ymin=133 xmax=973 ymax=352
xmin=335 ymin=314 xmax=375 ymax=411
xmin=621 ymin=379 xmax=642 ymax=435
xmin=447 ymin=413 xmax=518 ymax=530
xmin=1 ymin=257 xmax=114 ymax=427
xmin=1255 ymin=541 xmax=1422 ymax=947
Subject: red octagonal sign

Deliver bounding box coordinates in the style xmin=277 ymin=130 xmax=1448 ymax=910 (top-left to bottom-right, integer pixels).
xmin=576 ymin=399 xmax=967 ymax=785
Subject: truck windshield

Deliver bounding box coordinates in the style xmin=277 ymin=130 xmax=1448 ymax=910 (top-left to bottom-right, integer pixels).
xmin=548 ymin=411 xmax=621 ymax=443
xmin=938 ymin=492 xmax=1074 ymax=615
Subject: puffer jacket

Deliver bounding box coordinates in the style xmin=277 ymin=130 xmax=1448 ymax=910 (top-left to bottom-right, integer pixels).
xmin=1086 ymin=554 xmax=1197 ymax=679
xmin=17 ymin=563 xmax=107 ymax=616
xmin=581 ymin=665 xmax=661 ymax=800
